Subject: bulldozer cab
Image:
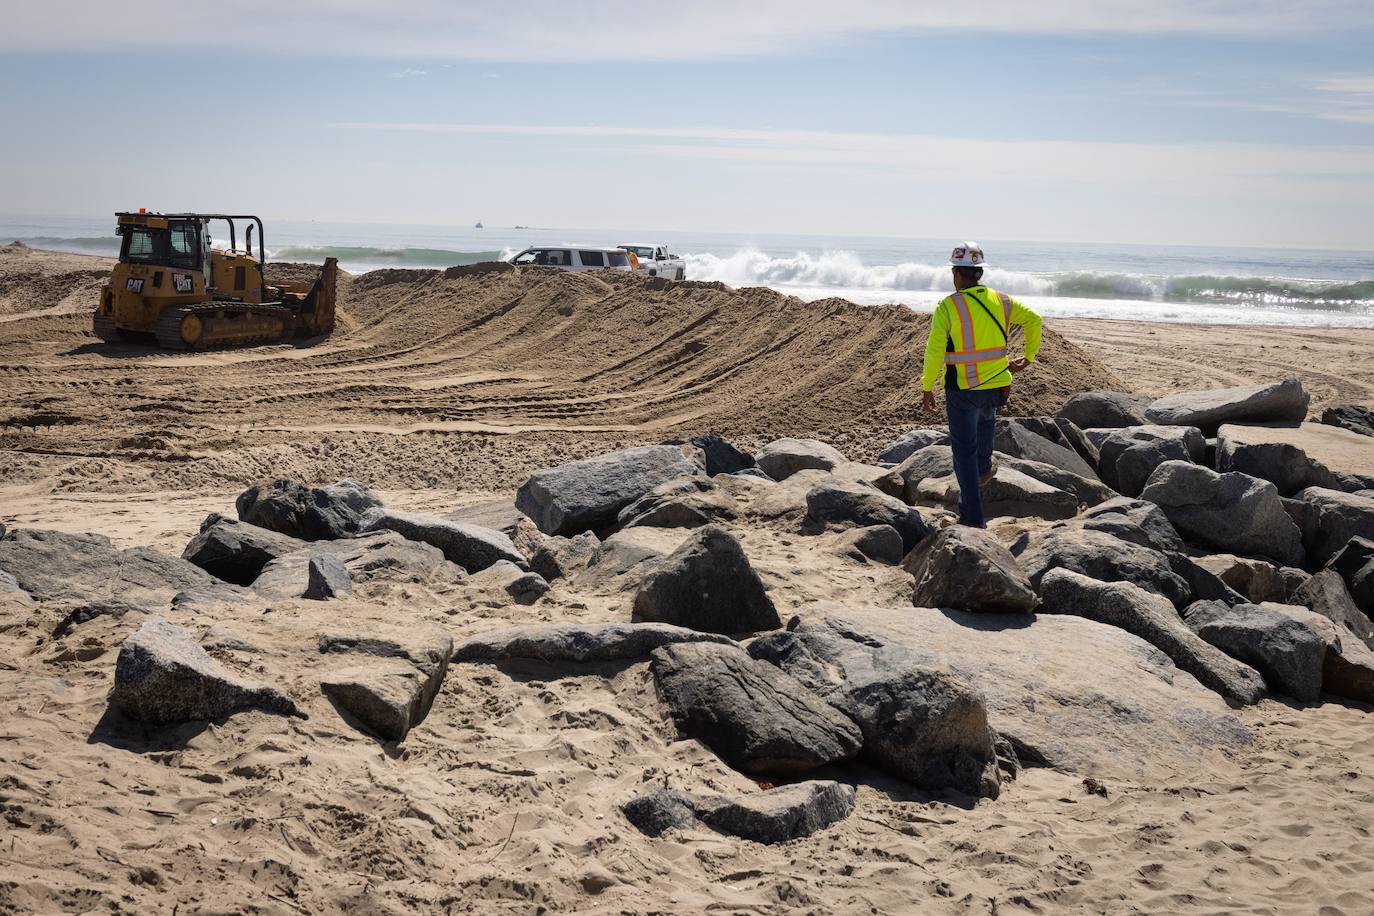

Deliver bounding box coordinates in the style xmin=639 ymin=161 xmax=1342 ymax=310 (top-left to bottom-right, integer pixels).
xmin=116 ymin=212 xmax=269 ymax=303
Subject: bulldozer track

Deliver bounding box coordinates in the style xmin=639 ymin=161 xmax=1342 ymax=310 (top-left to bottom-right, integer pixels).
xmin=153 ymin=302 xmax=294 ymax=351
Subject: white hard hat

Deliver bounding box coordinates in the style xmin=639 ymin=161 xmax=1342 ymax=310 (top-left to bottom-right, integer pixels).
xmin=948 ymin=241 xmax=988 ymax=269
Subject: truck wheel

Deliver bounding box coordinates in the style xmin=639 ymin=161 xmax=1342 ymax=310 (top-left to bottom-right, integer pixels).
xmin=675 ymin=269 xmax=685 ymax=281
xmin=648 ymin=269 xmax=656 ymax=277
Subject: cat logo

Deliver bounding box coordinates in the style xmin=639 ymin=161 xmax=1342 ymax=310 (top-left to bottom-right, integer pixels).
xmin=173 ymin=274 xmax=194 ymax=293
xmin=125 ymin=278 xmax=144 ymax=293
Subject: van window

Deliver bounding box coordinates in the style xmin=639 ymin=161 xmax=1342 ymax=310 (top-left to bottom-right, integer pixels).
xmin=542 ymin=250 xmax=571 ymax=266
xmin=578 ymin=250 xmax=606 ymax=267
xmin=608 ymin=251 xmax=629 ymax=267
xmin=512 ymin=250 xmax=539 ymax=265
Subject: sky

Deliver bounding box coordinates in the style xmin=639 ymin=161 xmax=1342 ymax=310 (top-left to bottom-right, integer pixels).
xmin=3 ymin=1 xmax=1374 ymax=248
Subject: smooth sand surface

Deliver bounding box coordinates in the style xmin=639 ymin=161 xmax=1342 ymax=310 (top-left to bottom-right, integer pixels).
xmin=2 ymin=244 xmax=1372 ymax=914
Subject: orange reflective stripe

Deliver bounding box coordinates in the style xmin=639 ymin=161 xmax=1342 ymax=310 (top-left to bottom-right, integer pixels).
xmin=996 ymin=291 xmax=1012 ymax=331
xmin=948 ymin=292 xmax=979 ymax=387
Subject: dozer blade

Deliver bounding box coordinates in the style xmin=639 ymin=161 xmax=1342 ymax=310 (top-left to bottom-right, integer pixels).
xmin=296 ymin=256 xmax=338 ymax=338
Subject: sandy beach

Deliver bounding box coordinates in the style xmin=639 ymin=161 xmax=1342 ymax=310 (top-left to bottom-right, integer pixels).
xmin=2 ymin=243 xmax=1373 ymax=915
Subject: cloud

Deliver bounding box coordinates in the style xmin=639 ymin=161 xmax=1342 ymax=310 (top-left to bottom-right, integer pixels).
xmin=389 ymin=68 xmax=428 ymax=78
xmin=9 ymin=1 xmax=1374 ymax=61
xmin=1315 ymin=75 xmax=1374 ymax=124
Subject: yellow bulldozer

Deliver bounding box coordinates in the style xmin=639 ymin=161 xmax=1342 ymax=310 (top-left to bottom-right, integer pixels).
xmin=93 ymin=211 xmax=338 ymax=350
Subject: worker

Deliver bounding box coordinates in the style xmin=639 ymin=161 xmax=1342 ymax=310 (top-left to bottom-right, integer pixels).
xmin=920 ymin=242 xmax=1043 ymax=528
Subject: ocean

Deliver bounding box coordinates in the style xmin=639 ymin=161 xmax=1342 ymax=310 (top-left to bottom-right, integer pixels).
xmin=5 ymin=214 xmax=1372 ymax=328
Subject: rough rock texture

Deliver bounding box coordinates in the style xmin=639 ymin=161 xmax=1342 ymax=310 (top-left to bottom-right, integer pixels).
xmin=1098 ymin=425 xmax=1205 ymax=497
xmin=235 ymin=478 xmax=382 ymax=541
xmin=1327 ymin=536 xmax=1374 ymax=616
xmin=1142 ymin=461 xmax=1305 ymax=566
xmin=694 ymin=781 xmax=857 ymax=844
xmin=110 ymin=618 xmax=301 ymax=724
xmin=1215 ymin=424 xmax=1344 ymax=496
xmin=515 ymin=444 xmax=703 ymax=536
xmin=632 ymin=525 xmax=780 ymax=634
xmin=1292 ymin=488 xmax=1374 ymax=566
xmin=454 ymin=622 xmax=737 ymax=663
xmin=359 ymin=507 xmax=524 ymax=573
xmin=802 ymin=481 xmax=934 ymax=553
xmin=318 ymin=629 xmax=451 ymax=741
xmin=1184 ymin=601 xmax=1326 ymax=702
xmin=623 ymin=789 xmax=697 ymax=837
xmin=994 ymin=419 xmax=1099 ymax=481
xmin=876 ymin=428 xmax=949 ymax=465
xmin=754 ymin=437 xmax=846 ymax=481
xmin=252 ymin=532 xmax=465 ymax=600
xmin=1000 ymin=456 xmax=1115 ymax=507
xmin=748 ymin=620 xmax=1002 ymax=798
xmin=1146 ymin=377 xmax=1311 ymax=434
xmin=1014 ymin=527 xmax=1191 ymax=607
xmin=1058 ymin=390 xmax=1151 ymax=430
xmin=913 ymin=467 xmax=1080 ymax=521
xmin=1079 ymin=497 xmax=1187 ymax=554
xmin=650 ymin=642 xmax=862 ymax=776
xmin=443 ymin=498 xmax=527 ymax=539
xmin=1292 ymin=569 xmax=1374 ymax=649
xmin=572 ymin=529 xmax=673 ymax=590
xmin=831 ymin=525 xmax=905 ymax=565
xmin=1321 ymin=404 xmax=1374 ymax=438
xmin=902 ymin=527 xmax=1037 ymax=613
xmin=776 ymin=605 xmax=1250 ymax=780
xmin=616 ymin=476 xmax=739 ymax=529
xmin=1280 ymin=565 xmax=1313 ymax=600
xmin=1167 ymin=552 xmax=1249 ymax=607
xmin=1195 ymin=554 xmax=1288 ymax=604
xmin=1038 ymin=569 xmax=1265 ymax=705
xmin=304 ymin=554 xmax=352 ymax=600
xmin=891 ymin=445 xmax=956 ymax=503
xmin=468 ymin=560 xmax=549 ymax=605
xmin=0 ymin=527 xmax=244 ymax=609
xmin=528 ymin=532 xmax=599 ymax=582
xmin=1259 ymin=603 xmax=1374 ymax=703
xmin=181 ymin=513 xmax=307 ymax=586
xmin=661 ymin=433 xmax=755 ymax=476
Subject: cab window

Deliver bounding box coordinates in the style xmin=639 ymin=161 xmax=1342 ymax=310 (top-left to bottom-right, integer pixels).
xmin=625 ymin=246 xmax=653 ymax=259
xmin=167 ymin=221 xmax=201 ymax=270
xmin=121 ymin=228 xmax=161 ymax=263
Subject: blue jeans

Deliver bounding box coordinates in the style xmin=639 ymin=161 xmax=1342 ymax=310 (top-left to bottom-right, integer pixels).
xmin=945 ymin=386 xmax=1005 ymax=527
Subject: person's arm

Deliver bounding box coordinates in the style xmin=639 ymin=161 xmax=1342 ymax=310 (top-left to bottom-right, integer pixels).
xmin=1011 ymin=298 xmax=1042 ymax=364
xmin=921 ymin=302 xmax=950 ymax=391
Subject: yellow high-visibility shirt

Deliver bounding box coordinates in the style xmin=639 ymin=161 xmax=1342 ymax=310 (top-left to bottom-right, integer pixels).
xmin=921 ymin=285 xmax=1042 ymax=392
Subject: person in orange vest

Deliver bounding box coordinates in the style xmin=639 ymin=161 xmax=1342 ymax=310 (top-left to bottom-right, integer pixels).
xmin=920 ymin=241 xmax=1043 ymax=528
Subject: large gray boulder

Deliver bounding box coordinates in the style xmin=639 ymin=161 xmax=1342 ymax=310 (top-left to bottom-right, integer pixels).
xmin=1013 ymin=527 xmax=1191 ymax=607
xmin=1292 ymin=488 xmax=1374 ymax=566
xmin=748 ymin=620 xmax=1002 ymax=798
xmin=1215 ymin=424 xmax=1346 ymax=496
xmin=236 ymin=478 xmax=382 ymax=541
xmin=616 ymin=476 xmax=739 ymax=529
xmin=359 ymin=507 xmax=523 ymax=573
xmin=766 ymin=605 xmax=1250 ymax=781
xmin=1194 ymin=554 xmax=1288 ymax=604
xmin=454 ymin=622 xmax=737 ymax=663
xmin=1321 ymin=404 xmax=1374 ymax=438
xmin=181 ymin=513 xmax=307 ymax=586
xmin=304 ymin=554 xmax=352 ymax=600
xmin=110 ymin=618 xmax=302 ymax=724
xmin=1327 ymin=536 xmax=1374 ymax=616
xmin=876 ymin=428 xmax=949 ymax=465
xmin=1098 ymin=425 xmax=1205 ymax=496
xmin=802 ymin=481 xmax=934 ymax=553
xmin=515 ymin=444 xmax=703 ymax=536
xmin=1262 ymin=604 xmax=1374 ymax=704
xmin=466 ymin=560 xmax=549 ymax=605
xmin=1000 ymin=456 xmax=1115 ymax=507
xmin=1038 ymin=569 xmax=1265 ymax=705
xmin=632 ymin=525 xmax=779 ymax=634
xmin=1292 ymin=569 xmax=1374 ymax=649
xmin=1184 ymin=601 xmax=1326 ymax=701
xmin=650 ymin=642 xmax=862 ymax=776
xmin=0 ymin=528 xmax=245 ymax=609
xmin=1141 ymin=461 xmax=1305 ymax=566
xmin=913 ymin=467 xmax=1080 ymax=521
xmin=1079 ymin=497 xmax=1186 ymax=554
xmin=661 ymin=433 xmax=754 ymax=476
xmin=319 ymin=629 xmax=451 ymax=741
xmin=891 ymin=445 xmax=956 ymax=503
xmin=693 ymin=781 xmax=856 ymax=844
xmin=528 ymin=531 xmax=599 ymax=582
xmin=902 ymin=527 xmax=1037 ymax=613
xmin=994 ymin=419 xmax=1099 ymax=481
xmin=1145 ymin=377 xmax=1311 ymax=434
xmin=623 ymin=789 xmax=697 ymax=837
xmin=1058 ymin=391 xmax=1151 ymax=430
xmin=754 ymin=438 xmax=846 ymax=481
xmin=831 ymin=525 xmax=905 ymax=566
xmin=252 ymin=531 xmax=465 ymax=600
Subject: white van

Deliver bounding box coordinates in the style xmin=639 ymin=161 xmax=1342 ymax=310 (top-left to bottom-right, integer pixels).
xmin=508 ymin=246 xmax=633 ymax=272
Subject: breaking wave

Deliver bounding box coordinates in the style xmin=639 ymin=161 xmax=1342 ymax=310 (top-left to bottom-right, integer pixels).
xmin=683 ymin=249 xmax=1374 ymax=311
xmin=266 ymin=246 xmax=503 ymax=268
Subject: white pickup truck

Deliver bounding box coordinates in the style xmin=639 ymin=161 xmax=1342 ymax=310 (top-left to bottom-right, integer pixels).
xmin=618 ymin=243 xmax=685 ymax=280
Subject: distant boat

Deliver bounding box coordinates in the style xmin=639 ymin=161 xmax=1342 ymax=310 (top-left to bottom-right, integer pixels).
xmin=475 ymin=221 xmax=483 ymax=229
